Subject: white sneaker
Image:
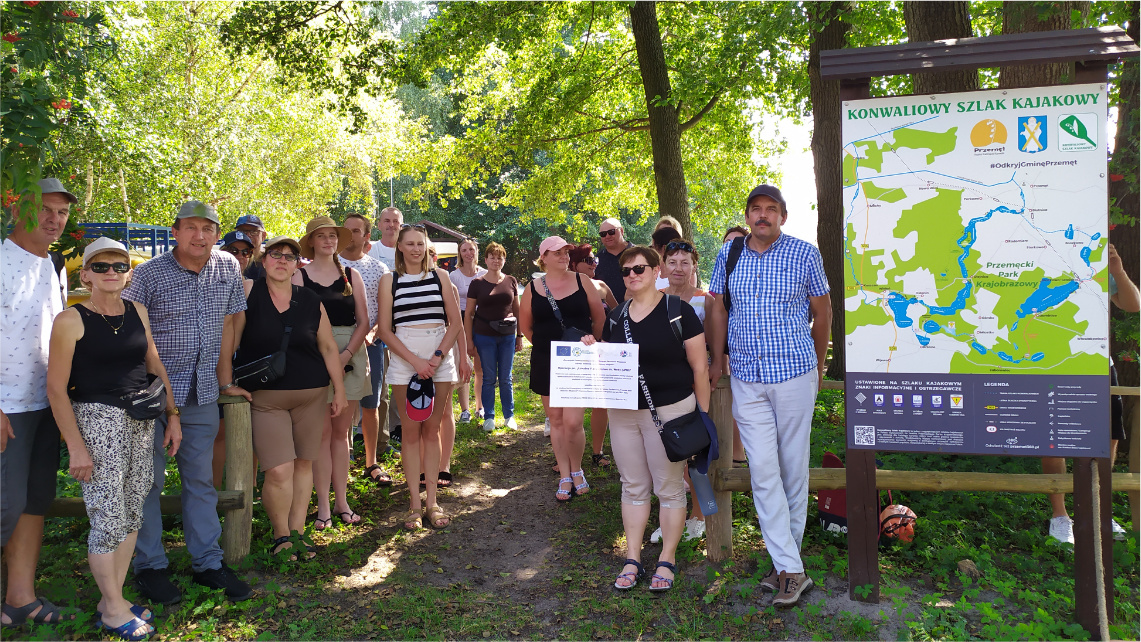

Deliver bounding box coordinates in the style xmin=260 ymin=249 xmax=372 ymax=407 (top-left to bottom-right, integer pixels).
xmin=649 ymin=526 xmax=662 ymax=544
xmin=1049 ymin=516 xmax=1075 ymax=544
xmin=1111 ymin=519 xmax=1127 ymax=541
xmin=684 ymin=518 xmax=706 ymax=541
xmin=459 ymin=410 xmax=472 ymax=423
xmin=482 ymin=418 xmax=496 ymax=432
xmin=505 ymin=416 xmax=518 ymax=430
xmin=543 ymin=418 xmax=551 ymax=437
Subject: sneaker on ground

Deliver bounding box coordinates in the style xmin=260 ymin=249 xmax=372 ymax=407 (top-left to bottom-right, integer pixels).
xmin=759 ymin=567 xmax=779 ymax=592
xmin=505 ymin=416 xmax=518 ymax=430
xmin=192 ymin=563 xmax=253 ymax=601
xmin=459 ymin=410 xmax=472 ymax=423
xmin=134 ymin=568 xmax=182 ymax=605
xmin=543 ymin=418 xmax=551 ymax=437
xmin=1111 ymin=519 xmax=1127 ymax=541
xmin=482 ymin=418 xmax=496 ymax=432
xmin=683 ymin=518 xmax=706 ymax=541
xmin=649 ymin=526 xmax=662 ymax=544
xmin=772 ymin=571 xmax=814 ymax=607
xmin=1048 ymin=515 xmax=1075 ymax=544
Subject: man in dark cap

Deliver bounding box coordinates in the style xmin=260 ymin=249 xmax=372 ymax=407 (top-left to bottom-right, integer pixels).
xmin=235 ymin=215 xmax=266 ymax=280
xmin=708 ymin=184 xmax=831 ymax=608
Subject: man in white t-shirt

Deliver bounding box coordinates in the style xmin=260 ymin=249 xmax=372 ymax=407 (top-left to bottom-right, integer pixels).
xmin=340 ymin=214 xmax=394 ymax=486
xmin=366 ymin=206 xmax=402 ymax=270
xmin=0 ymin=178 xmax=75 ymax=626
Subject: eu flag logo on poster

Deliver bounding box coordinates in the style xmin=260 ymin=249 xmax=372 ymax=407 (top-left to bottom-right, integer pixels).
xmin=556 ymin=346 xmax=571 ymax=356
xmin=1018 ymin=116 xmax=1047 ymax=153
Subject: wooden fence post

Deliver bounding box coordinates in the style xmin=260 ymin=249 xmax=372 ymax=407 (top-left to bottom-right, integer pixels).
xmin=706 ymin=375 xmax=735 ymax=562
xmin=1129 ymin=400 xmax=1139 ymax=532
xmin=220 ymin=396 xmax=253 ymax=566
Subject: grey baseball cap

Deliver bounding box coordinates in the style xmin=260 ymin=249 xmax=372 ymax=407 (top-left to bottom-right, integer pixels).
xmin=745 ymin=184 xmax=786 ymax=211
xmin=36 ymin=177 xmax=78 ymax=204
xmin=177 ymin=200 xmax=220 ymax=225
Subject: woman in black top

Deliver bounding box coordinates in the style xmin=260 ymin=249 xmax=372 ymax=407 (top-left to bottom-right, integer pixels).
xmin=228 ymin=237 xmax=347 ymax=559
xmin=47 ymin=237 xmax=178 ymax=638
xmin=518 ymin=236 xmax=605 ymax=503
xmin=590 ymin=246 xmax=709 ymax=592
xmin=294 ymin=216 xmax=369 ymax=530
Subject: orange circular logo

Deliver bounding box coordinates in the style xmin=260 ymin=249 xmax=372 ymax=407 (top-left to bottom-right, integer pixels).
xmin=970 ymin=119 xmax=1008 ymax=146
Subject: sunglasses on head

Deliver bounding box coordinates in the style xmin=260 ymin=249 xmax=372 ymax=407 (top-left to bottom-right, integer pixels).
xmin=620 ymin=264 xmax=651 ymax=277
xmin=576 ymin=256 xmax=597 ymax=265
xmin=224 ymin=247 xmax=253 ymax=257
xmin=266 ymin=250 xmax=299 ymax=262
xmin=401 ymin=223 xmax=427 ymax=231
xmin=89 ymin=262 xmax=131 ymax=274
xmin=599 ymin=228 xmax=618 ymax=238
xmin=665 ymin=240 xmax=695 ymax=253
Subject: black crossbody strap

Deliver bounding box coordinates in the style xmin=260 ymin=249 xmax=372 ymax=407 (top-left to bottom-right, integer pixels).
xmin=540 ymin=275 xmax=569 ymax=333
xmin=278 ymin=286 xmax=297 ymax=351
xmin=620 ymin=299 xmax=663 ymax=429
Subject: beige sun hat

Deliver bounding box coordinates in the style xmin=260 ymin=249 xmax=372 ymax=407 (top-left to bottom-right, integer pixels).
xmin=299 ymin=216 xmax=351 ymax=260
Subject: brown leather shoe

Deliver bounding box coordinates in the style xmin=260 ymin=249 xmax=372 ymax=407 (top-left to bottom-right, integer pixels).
xmin=772 ymin=571 xmax=814 ymax=607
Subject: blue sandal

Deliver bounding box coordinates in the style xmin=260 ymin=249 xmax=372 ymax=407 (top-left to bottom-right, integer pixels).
xmin=614 ymin=559 xmax=644 ymax=590
xmin=104 ymin=616 xmax=153 ymax=641
xmin=555 ymin=478 xmax=573 ymax=502
xmin=95 ymin=604 xmax=153 ymax=627
xmin=571 ymin=470 xmax=589 ymax=496
xmin=649 ymin=561 xmax=677 ymax=592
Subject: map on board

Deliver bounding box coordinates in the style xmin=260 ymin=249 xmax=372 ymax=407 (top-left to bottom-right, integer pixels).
xmin=841 ymin=83 xmax=1110 ymax=377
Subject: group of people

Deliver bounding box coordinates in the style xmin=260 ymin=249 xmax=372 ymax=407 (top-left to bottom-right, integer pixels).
xmin=2 ymin=175 xmax=1135 ymax=639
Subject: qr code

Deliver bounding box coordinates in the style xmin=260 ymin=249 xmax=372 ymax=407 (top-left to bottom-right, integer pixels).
xmin=854 ymin=425 xmax=875 ymax=446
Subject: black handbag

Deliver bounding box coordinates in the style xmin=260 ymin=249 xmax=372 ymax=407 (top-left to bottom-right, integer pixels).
xmin=122 ymin=374 xmax=168 ymax=420
xmin=541 ymin=275 xmax=589 ymax=341
xmin=620 ymin=295 xmax=710 ymax=462
xmin=233 ymin=302 xmax=294 ymax=392
xmin=477 ymin=312 xmax=518 ymax=336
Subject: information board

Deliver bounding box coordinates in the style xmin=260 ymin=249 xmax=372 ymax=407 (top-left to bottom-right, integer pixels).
xmin=842 ymin=83 xmax=1110 ymax=457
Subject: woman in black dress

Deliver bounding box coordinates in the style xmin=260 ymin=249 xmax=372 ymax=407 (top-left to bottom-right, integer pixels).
xmin=518 ymin=236 xmax=605 ymax=502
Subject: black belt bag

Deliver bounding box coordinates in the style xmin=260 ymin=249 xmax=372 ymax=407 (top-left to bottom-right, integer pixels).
xmin=74 ymin=373 xmax=168 ymax=421
xmin=477 ymin=312 xmax=518 ymax=336
xmin=233 ymin=303 xmax=294 ymax=392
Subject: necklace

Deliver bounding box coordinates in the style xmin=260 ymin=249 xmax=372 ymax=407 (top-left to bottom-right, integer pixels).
xmin=90 ymin=299 xmax=126 ymax=335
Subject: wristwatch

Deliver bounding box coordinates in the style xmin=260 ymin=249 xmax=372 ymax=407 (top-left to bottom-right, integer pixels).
xmin=165 ymin=406 xmax=181 ymax=417
xmin=434 ymin=350 xmax=444 ymax=358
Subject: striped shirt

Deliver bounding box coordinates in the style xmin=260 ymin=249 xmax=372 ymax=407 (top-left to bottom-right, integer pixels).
xmin=393 ymin=271 xmax=447 ymax=327
xmin=709 ymin=233 xmax=829 ymax=384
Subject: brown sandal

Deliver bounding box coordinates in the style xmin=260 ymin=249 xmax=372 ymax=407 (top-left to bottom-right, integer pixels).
xmin=424 ymin=505 xmax=450 ymax=528
xmin=400 ymin=509 xmax=423 ymax=530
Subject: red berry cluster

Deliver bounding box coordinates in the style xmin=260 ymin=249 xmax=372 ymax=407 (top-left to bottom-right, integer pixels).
xmin=2 ymin=33 xmax=21 ymax=43
xmin=51 ymin=99 xmax=72 ymax=110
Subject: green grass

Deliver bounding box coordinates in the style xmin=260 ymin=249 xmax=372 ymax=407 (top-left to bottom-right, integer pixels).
xmin=5 ymin=348 xmax=1139 ymax=640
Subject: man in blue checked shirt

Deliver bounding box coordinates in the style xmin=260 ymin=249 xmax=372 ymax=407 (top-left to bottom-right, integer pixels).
xmin=123 ymin=200 xmax=253 ymax=604
xmin=708 ymin=184 xmax=832 ymax=608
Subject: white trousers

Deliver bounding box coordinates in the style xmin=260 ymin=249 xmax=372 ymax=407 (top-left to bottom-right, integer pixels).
xmin=731 ymin=369 xmax=818 ymax=574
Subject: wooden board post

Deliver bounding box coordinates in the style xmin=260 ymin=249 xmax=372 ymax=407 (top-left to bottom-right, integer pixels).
xmin=1073 ymin=456 xmax=1115 ymax=637
xmin=1131 ymin=400 xmax=1140 ymax=532
xmin=220 ymin=396 xmax=253 ymax=566
xmin=706 ymin=375 xmax=736 ymax=562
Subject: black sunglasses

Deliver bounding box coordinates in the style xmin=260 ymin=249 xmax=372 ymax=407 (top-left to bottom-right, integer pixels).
xmin=224 ymin=247 xmax=253 ymax=257
xmin=401 ymin=223 xmax=427 ymax=231
xmin=665 ymin=240 xmax=695 ymax=253
xmin=599 ymin=229 xmax=618 ymax=238
xmin=266 ymin=250 xmax=299 ymax=262
xmin=620 ymin=264 xmax=651 ymax=277
xmin=89 ymin=262 xmax=131 ymax=274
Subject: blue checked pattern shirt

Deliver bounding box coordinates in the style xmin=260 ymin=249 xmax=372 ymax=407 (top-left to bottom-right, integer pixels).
xmin=123 ymin=249 xmax=246 ymax=406
xmin=709 ymin=233 xmax=830 ymax=384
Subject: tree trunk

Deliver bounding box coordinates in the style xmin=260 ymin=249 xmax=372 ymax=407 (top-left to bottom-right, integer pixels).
xmin=904 ymin=2 xmax=978 ymax=94
xmin=998 ymin=1 xmax=1087 ymax=88
xmin=809 ymin=1 xmax=851 ymax=380
xmin=1110 ymin=3 xmax=1139 ymax=460
xmin=629 ymin=1 xmax=691 ymax=238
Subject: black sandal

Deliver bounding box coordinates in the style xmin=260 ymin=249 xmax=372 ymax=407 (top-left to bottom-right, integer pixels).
xmin=270 ymin=535 xmax=297 ymax=561
xmin=366 ymin=464 xmax=392 ymax=487
xmin=591 ymin=452 xmax=611 ymax=468
xmin=437 ymin=471 xmax=453 ymax=488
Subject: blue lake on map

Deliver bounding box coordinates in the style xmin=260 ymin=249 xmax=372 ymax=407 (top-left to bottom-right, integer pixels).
xmin=1016 ymin=278 xmax=1079 ymax=318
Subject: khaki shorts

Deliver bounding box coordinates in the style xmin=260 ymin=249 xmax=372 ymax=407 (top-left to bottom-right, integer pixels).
xmin=386 ymin=324 xmax=458 ymax=385
xmin=329 ymin=326 xmax=372 ymax=402
xmin=251 ymin=387 xmax=327 ymax=471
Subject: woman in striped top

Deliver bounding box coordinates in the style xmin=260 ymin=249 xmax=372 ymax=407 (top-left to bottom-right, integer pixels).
xmin=377 ymin=225 xmax=466 ymax=529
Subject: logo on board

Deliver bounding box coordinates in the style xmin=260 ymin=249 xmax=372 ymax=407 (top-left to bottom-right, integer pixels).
xmin=970 ymin=119 xmax=1007 ymax=155
xmin=1057 ymin=113 xmax=1098 ymax=152
xmin=1017 ymin=116 xmax=1047 ymax=153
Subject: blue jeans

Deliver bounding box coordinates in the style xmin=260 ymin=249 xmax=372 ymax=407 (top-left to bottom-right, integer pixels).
xmin=472 ymin=332 xmax=515 ymax=420
xmin=134 ymin=402 xmax=224 ymax=573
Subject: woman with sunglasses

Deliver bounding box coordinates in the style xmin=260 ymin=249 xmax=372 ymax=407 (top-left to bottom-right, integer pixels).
xmin=588 ymin=246 xmax=709 ymax=592
xmin=465 ymin=242 xmax=522 ymax=432
xmin=295 ymin=216 xmax=371 ymax=530
xmin=47 ymin=237 xmax=178 ymax=639
xmin=519 ymin=236 xmax=605 ymax=502
xmin=377 ymin=225 xmax=464 ymax=529
xmin=450 ymin=238 xmax=487 ymax=424
xmin=229 ymin=237 xmax=347 ymax=559
xmin=568 ymin=243 xmax=617 ymax=468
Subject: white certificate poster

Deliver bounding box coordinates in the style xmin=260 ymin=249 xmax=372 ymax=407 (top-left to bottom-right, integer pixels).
xmin=549 ymin=341 xmax=639 ymax=409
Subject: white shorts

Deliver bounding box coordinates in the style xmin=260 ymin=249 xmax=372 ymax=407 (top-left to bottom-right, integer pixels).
xmin=386 ymin=324 xmax=458 ymax=385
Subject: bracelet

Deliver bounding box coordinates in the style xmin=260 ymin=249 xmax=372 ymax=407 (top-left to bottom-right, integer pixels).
xmin=219 ymin=383 xmax=236 ymax=392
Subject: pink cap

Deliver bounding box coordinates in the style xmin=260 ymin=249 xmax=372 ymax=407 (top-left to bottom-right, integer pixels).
xmin=538 ymin=236 xmax=570 ymax=255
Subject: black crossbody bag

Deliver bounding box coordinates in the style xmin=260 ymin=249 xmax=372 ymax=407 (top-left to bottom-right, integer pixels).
xmin=619 ymin=295 xmax=710 ymax=462
xmin=541 ymin=275 xmax=588 ymax=341
xmin=233 ymin=299 xmax=295 ymax=392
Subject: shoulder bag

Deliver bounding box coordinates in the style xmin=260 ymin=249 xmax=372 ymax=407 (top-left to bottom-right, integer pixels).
xmin=620 ymin=294 xmax=710 ymax=462
xmin=233 ymin=293 xmax=295 ymax=392
xmin=541 ymin=275 xmax=588 ymax=342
